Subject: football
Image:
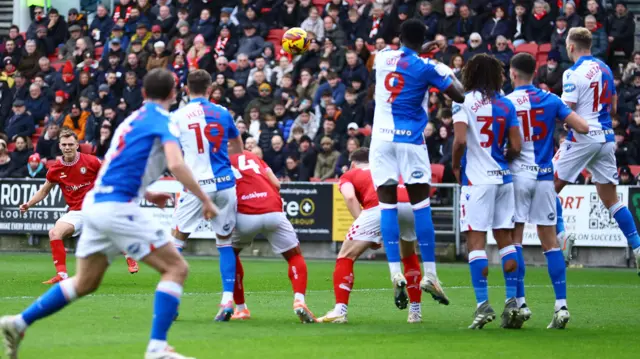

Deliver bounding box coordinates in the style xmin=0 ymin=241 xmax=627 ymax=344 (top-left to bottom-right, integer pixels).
xmin=281 ymin=27 xmax=309 ymax=55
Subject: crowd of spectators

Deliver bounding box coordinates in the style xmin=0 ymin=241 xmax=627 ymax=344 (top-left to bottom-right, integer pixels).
xmin=0 ymin=0 xmax=639 ymax=185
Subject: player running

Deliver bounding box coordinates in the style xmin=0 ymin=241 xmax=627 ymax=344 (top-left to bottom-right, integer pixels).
xmin=19 ymin=127 xmax=139 ymax=284
xmin=317 ymin=148 xmax=426 ymax=324
xmin=170 ymin=70 xmax=244 ymax=321
xmin=554 ymin=27 xmax=640 ymax=272
xmin=371 ymin=18 xmax=464 ymax=308
xmin=451 ymin=54 xmax=522 ymax=329
xmin=506 ymin=53 xmax=589 ymax=329
xmin=1 ymin=68 xmax=217 ymax=359
xmin=227 ymin=150 xmax=315 ymax=323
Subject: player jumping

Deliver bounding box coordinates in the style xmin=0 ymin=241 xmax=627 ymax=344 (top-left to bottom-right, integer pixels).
xmin=1 ymin=68 xmax=217 ymax=359
xmin=554 ymin=27 xmax=640 ymax=273
xmin=170 ymin=70 xmax=244 ymax=321
xmin=228 ymin=150 xmax=315 ymax=323
xmin=317 ymin=148 xmax=425 ymax=324
xmin=506 ymin=53 xmax=589 ymax=329
xmin=19 ymin=127 xmax=139 ymax=284
xmin=452 ymin=54 xmax=522 ymax=329
xmin=371 ymin=18 xmax=464 ymax=308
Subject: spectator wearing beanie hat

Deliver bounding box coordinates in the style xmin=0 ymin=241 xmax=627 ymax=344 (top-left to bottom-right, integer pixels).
xmin=21 ymin=152 xmax=47 ymax=178
xmin=67 ymin=8 xmax=88 ymax=35
xmin=51 ymin=61 xmax=78 ymax=101
xmin=186 ymin=34 xmax=213 ymax=71
xmin=169 ymin=20 xmax=195 ymax=53
xmin=147 ymin=41 xmax=169 ymax=70
xmin=238 ymin=23 xmax=266 ymax=60
xmin=535 ymin=50 xmax=565 ymax=96
xmin=146 ymin=25 xmax=169 ymax=53
xmin=245 ymin=82 xmax=275 ymax=120
xmin=34 ymin=25 xmax=55 ymax=57
xmin=213 ymin=24 xmax=238 ymax=61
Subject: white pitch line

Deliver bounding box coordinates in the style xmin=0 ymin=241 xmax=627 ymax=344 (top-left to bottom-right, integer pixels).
xmin=0 ymin=284 xmax=638 ymax=301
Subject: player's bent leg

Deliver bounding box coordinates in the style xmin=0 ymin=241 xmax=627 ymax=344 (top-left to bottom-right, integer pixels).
xmin=466 ymin=232 xmax=495 ymax=329
xmin=554 ymin=178 xmax=575 ymax=263
xmin=231 ymin=247 xmax=250 ymax=320
xmin=400 ymin=240 xmax=422 ymax=323
xmin=317 ymin=240 xmax=371 ymax=324
xmin=140 ymin=243 xmax=193 ymax=358
xmin=512 ymin=223 xmax=530 ymax=324
xmin=1 ymin=254 xmax=109 ymax=358
xmin=595 ymin=183 xmax=640 ymax=275
xmin=44 ymin=221 xmax=76 ymax=284
xmin=281 ymin=246 xmax=315 ymax=323
xmin=170 ymin=229 xmax=189 ymax=254
xmin=493 ymin=229 xmax=519 ymax=329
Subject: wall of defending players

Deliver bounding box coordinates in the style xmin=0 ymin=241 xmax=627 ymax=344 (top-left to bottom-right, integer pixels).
xmin=0 ymin=177 xmax=637 ymax=249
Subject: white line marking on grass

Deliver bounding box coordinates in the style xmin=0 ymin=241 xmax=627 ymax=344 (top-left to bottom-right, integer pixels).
xmin=1 ymin=284 xmax=638 ymax=301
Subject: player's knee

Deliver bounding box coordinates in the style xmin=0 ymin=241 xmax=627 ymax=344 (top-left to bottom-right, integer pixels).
xmin=75 ymin=276 xmax=101 ymax=296
xmin=171 ymin=259 xmax=189 ymax=281
xmin=503 ymin=259 xmax=518 ymax=273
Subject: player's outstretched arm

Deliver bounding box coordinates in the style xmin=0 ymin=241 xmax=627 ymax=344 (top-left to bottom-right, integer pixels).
xmin=228 ymin=135 xmax=244 ymax=156
xmin=451 ymin=122 xmax=467 ymax=184
xmin=611 ymin=94 xmax=618 ymax=116
xmin=564 ymin=112 xmax=589 ymax=134
xmin=164 ymin=141 xmax=218 ymax=220
xmin=444 ymin=76 xmax=465 ymax=103
xmin=340 ymin=183 xmax=361 ymax=219
xmin=20 ymin=180 xmax=54 ymax=213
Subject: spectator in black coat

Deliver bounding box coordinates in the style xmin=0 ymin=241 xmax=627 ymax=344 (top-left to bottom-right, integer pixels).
xmin=264 ymin=135 xmax=287 ymax=178
xmin=67 ymin=8 xmax=88 ymax=36
xmin=122 ymin=72 xmax=143 ymax=111
xmin=298 ymin=135 xmax=317 ymax=181
xmin=342 ymin=8 xmax=367 ymax=46
xmin=340 ymin=88 xmax=365 ymax=132
xmin=277 ymin=0 xmax=301 ymax=29
xmin=229 ymin=84 xmax=252 ymax=119
xmin=26 ymin=7 xmax=47 ymax=41
xmin=9 ymin=135 xmax=33 ymax=176
xmin=417 ymin=1 xmax=439 ymax=41
xmin=4 ymin=100 xmax=34 ymax=141
xmin=155 ymin=6 xmax=177 ymax=35
xmin=608 ymin=3 xmax=636 ymax=60
xmin=36 ymin=122 xmax=61 ymax=160
xmin=482 ymin=7 xmax=510 ymax=45
xmin=89 ymin=5 xmax=114 ymax=47
xmin=564 ymin=1 xmax=582 ymax=30
xmin=237 ymin=25 xmax=266 ymax=61
xmin=341 ymin=51 xmax=368 ymax=88
xmin=293 ymin=40 xmax=321 ymax=80
xmin=437 ymin=3 xmax=459 ymax=41
xmin=463 ymin=33 xmax=491 ymax=62
xmin=233 ymin=53 xmax=252 ymax=87
xmin=34 ymin=26 xmax=54 ymax=57
xmin=192 ymin=9 xmax=216 ymax=44
xmin=533 ymin=50 xmax=564 ymax=95
xmin=363 ymin=3 xmax=388 ymax=44
xmin=615 ymin=130 xmax=637 ymax=166
xmin=455 ymin=4 xmax=478 ymax=44
xmin=434 ymin=34 xmax=460 ymax=67
xmin=46 ymin=8 xmax=69 ymax=48
xmin=526 ymin=1 xmax=554 ymax=44
xmin=284 ymin=153 xmax=301 ymax=181
xmin=25 ymin=83 xmax=50 ymax=124
xmin=509 ymin=3 xmax=530 ymax=47
xmin=12 ymin=73 xmax=29 ymax=101
xmin=213 ymin=25 xmax=238 ymax=61
xmin=258 ymin=114 xmax=285 ymax=154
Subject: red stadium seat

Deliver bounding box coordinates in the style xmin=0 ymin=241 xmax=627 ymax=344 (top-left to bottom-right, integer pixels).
xmin=35 ymin=127 xmax=44 ymax=136
xmin=228 ymin=62 xmax=237 ymax=72
xmin=312 ymin=0 xmax=328 ymax=13
xmin=79 ymin=143 xmax=95 ymax=154
xmin=46 ymin=159 xmax=57 ymax=168
xmin=430 ymin=164 xmax=445 ymax=197
xmin=51 ymin=61 xmax=64 ymax=71
xmin=267 ymin=29 xmax=285 ymax=43
xmin=515 ymin=43 xmax=538 ymax=56
xmin=7 ymin=142 xmax=15 ymax=152
xmin=310 ymin=177 xmax=321 ymax=182
xmin=94 ymin=46 xmax=104 ymax=59
xmin=20 ymin=32 xmax=26 ymax=40
xmin=453 ymin=43 xmax=467 ymax=54
xmin=629 ymin=165 xmax=640 ymax=177
xmin=366 ymin=44 xmax=374 ymax=52
xmin=538 ymin=43 xmax=551 ymax=54
xmin=324 ymin=178 xmax=339 ymax=183
xmin=358 ymin=126 xmax=371 ymax=137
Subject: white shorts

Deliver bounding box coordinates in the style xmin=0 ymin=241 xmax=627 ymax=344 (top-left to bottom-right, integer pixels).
xmin=231 ymin=212 xmax=299 ymax=254
xmin=460 ymin=183 xmax=515 ymax=232
xmin=513 ymin=177 xmax=556 ymax=226
xmin=345 ymin=203 xmax=417 ymax=243
xmin=369 ymin=138 xmax=431 ymax=187
xmin=553 ymin=141 xmax=618 ymax=184
xmin=173 ymin=187 xmax=237 ymax=238
xmin=76 ymin=201 xmax=170 ymax=261
xmin=58 ymin=211 xmax=83 ymax=237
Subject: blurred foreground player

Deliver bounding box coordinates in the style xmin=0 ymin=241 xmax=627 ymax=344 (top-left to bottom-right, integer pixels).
xmin=451 ymin=54 xmax=522 ymax=329
xmin=228 ymin=150 xmax=315 ymax=323
xmin=371 ymin=18 xmax=464 ymax=308
xmin=1 ymin=68 xmax=218 ymax=359
xmin=506 ymin=53 xmax=588 ymax=329
xmin=19 ymin=127 xmax=139 ymax=284
xmin=317 ymin=148 xmax=425 ymax=324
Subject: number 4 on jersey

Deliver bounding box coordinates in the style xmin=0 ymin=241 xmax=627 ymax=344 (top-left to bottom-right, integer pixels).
xmin=231 ymin=154 xmax=261 ymax=179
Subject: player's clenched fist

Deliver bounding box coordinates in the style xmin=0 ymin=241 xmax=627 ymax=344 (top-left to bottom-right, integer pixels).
xmin=144 ymin=192 xmax=173 ymax=209
xmin=202 ymin=199 xmax=218 ymax=220
xmin=19 ymin=203 xmax=29 ymax=213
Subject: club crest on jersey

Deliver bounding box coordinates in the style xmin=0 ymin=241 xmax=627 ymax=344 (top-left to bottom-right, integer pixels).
xmin=411 ymin=171 xmax=424 ymax=179
xmin=563 ymin=83 xmax=576 ymax=93
xmin=80 ymin=167 xmax=86 ymax=174
xmin=452 ymin=104 xmax=461 ymax=115
xmin=60 ymin=172 xmax=66 ymax=178
xmin=548 ymin=212 xmax=556 ymax=221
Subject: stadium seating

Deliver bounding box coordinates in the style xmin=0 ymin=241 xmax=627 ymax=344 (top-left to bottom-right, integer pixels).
xmin=312 ymin=0 xmax=328 ymax=12
xmin=267 ymin=29 xmax=285 ymax=43
xmin=430 ymin=164 xmax=445 ymax=197
xmin=79 ymin=143 xmax=95 ymax=154
xmin=323 ymin=178 xmax=339 ymax=183
xmin=228 ymin=62 xmax=237 ymax=72
xmin=94 ymin=46 xmax=104 ymax=59
xmin=7 ymin=142 xmax=15 ymax=152
xmin=629 ymin=165 xmax=640 ymax=177
xmin=515 ymin=43 xmax=538 ymax=56
xmin=453 ymin=43 xmax=467 ymax=54
xmin=309 ymin=177 xmax=321 ymax=182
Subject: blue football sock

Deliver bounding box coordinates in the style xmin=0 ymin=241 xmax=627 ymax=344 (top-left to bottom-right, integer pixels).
xmin=468 ymin=250 xmax=489 ymax=305
xmin=544 ymin=249 xmax=567 ymax=301
xmin=500 ymin=245 xmax=518 ymax=300
xmin=515 ymin=244 xmax=526 ymax=299
xmin=380 ymin=204 xmax=401 ymax=264
xmin=556 ymin=197 xmax=565 ymax=235
xmin=218 ymin=246 xmax=236 ymax=292
xmin=609 ymin=202 xmax=640 ymax=249
xmin=413 ymin=202 xmax=436 ymax=267
xmin=150 ymin=281 xmax=182 ymax=342
xmin=21 ymin=279 xmax=78 ymax=325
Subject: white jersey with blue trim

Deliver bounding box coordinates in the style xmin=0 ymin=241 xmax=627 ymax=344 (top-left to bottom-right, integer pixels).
xmin=561 ymin=55 xmax=615 ymax=143
xmin=170 ymin=98 xmax=239 ymax=192
xmin=452 ymin=91 xmax=519 ymax=185
xmin=92 ymin=102 xmax=180 ymax=203
xmin=372 ymin=47 xmax=454 ymax=144
xmin=507 ymin=85 xmax=572 ymax=181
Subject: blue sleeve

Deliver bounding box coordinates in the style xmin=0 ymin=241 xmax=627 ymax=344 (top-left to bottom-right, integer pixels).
xmin=507 ymin=101 xmax=519 ymax=128
xmin=421 ymin=62 xmax=453 ymax=92
xmin=555 ymin=96 xmax=572 ymax=121
xmin=157 ymin=117 xmax=180 ymax=145
xmin=227 ymin=111 xmax=239 ymax=138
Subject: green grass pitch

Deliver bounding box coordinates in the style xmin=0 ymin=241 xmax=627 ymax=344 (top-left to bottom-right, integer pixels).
xmin=1 ymin=253 xmax=639 ymax=358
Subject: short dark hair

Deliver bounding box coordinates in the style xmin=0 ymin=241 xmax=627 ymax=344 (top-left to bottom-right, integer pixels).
xmin=400 ymin=19 xmax=426 ymax=49
xmin=346 ymin=87 xmax=357 ymax=95
xmin=9 ymin=25 xmax=18 ymax=32
xmin=510 ymin=52 xmax=537 ymax=80
xmin=439 ymin=108 xmax=453 ymax=119
xmin=350 ymin=147 xmax=369 ymax=163
xmin=143 ymin=68 xmax=175 ymax=100
xmin=187 ymin=69 xmax=212 ymax=96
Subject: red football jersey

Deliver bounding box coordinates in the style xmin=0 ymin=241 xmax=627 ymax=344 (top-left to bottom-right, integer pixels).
xmin=46 ymin=153 xmax=101 ymax=211
xmin=339 ymin=167 xmax=410 ymax=209
xmin=231 ymin=151 xmax=282 ymax=215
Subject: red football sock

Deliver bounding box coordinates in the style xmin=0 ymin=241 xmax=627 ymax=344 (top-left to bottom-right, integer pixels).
xmin=333 ymin=258 xmax=354 ymax=305
xmin=50 ymin=239 xmax=67 ymax=274
xmin=402 ymin=254 xmax=422 ymax=303
xmin=287 ymin=254 xmax=308 ymax=295
xmin=233 ymin=255 xmax=245 ymax=305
